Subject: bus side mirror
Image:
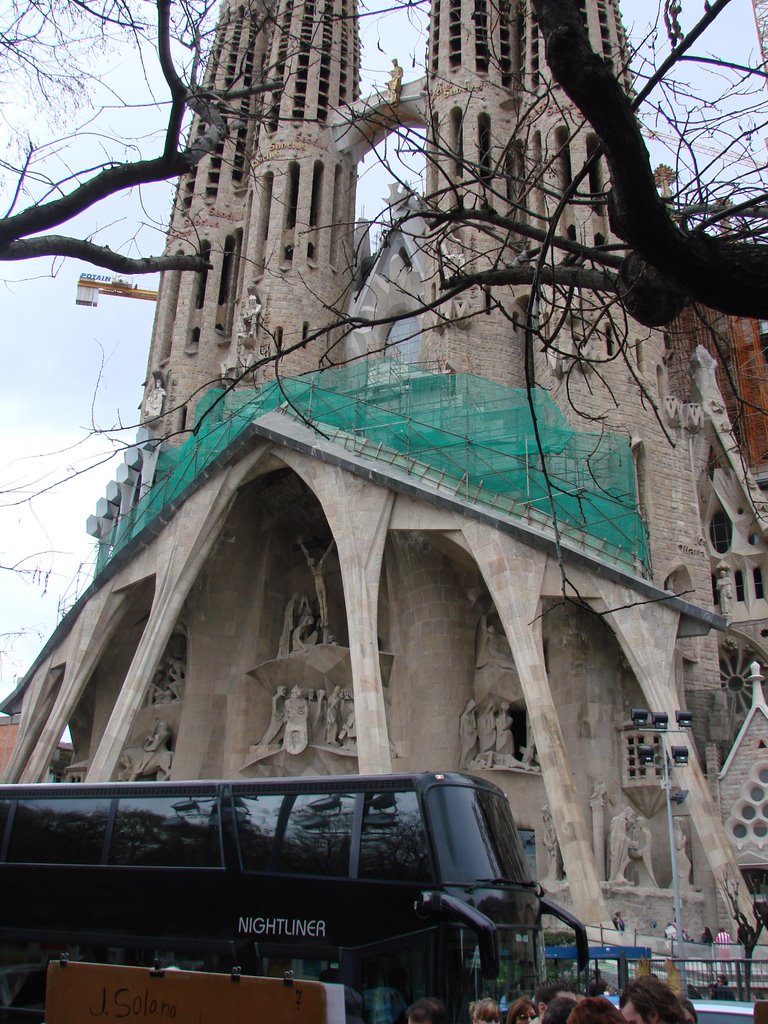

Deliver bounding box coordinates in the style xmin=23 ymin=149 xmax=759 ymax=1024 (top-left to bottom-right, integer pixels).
xmin=538 ymin=896 xmax=589 ymax=973
xmin=416 ymin=891 xmax=500 ymax=979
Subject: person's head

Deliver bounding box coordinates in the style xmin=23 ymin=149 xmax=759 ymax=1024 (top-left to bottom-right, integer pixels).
xmin=542 ymin=995 xmax=580 ymax=1024
xmin=534 ymin=980 xmax=577 ymax=1018
xmin=507 ymin=996 xmax=536 ymax=1024
xmin=619 ymin=977 xmax=686 ymax=1024
xmin=716 ymin=975 xmax=729 ymax=987
xmin=568 ymin=997 xmax=626 ymax=1024
xmin=679 ymin=998 xmax=697 ymax=1024
xmin=407 ymin=997 xmax=449 ymax=1024
xmin=470 ymin=998 xmax=501 ymax=1023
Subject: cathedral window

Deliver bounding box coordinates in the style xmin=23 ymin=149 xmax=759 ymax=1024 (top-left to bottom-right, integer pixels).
xmin=218 ymin=235 xmax=237 ymax=307
xmin=449 ymin=0 xmax=461 ymax=67
xmin=709 ymin=509 xmax=733 ymax=554
xmin=286 ymin=162 xmax=300 ymax=230
xmin=431 ymin=0 xmax=440 ymax=72
xmin=195 ymin=242 xmax=211 ymax=309
xmin=735 ymin=569 xmax=745 ymax=603
xmin=498 ymin=0 xmax=512 ymax=86
xmin=387 ymin=316 xmax=421 ymax=364
xmin=478 ymin=113 xmax=492 ymax=185
xmin=309 ymin=161 xmax=324 ymax=228
xmin=554 ymin=126 xmax=573 ymax=194
xmin=450 ymin=108 xmax=464 ymax=178
xmin=586 ymin=134 xmax=605 ymax=212
xmin=754 ymin=567 xmax=765 ymax=600
xmin=187 ymin=327 xmax=200 ymax=355
xmin=473 ymin=0 xmax=489 ymax=72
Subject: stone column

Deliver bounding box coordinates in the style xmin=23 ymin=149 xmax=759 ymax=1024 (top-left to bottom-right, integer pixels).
xmin=278 ymin=451 xmax=394 ymax=774
xmin=590 ymin=783 xmax=607 ymax=880
xmin=462 ymin=522 xmax=608 ymax=924
xmin=14 ymin=587 xmax=128 ymax=783
xmin=595 ymin=576 xmax=755 ymax=923
xmin=86 ymin=448 xmax=267 ymax=781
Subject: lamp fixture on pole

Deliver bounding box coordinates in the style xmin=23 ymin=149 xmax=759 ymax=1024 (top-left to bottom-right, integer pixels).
xmin=630 ymin=706 xmax=694 ymax=997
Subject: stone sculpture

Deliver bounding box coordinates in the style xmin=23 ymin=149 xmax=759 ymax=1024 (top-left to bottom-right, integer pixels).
xmin=673 ymin=818 xmax=693 ymax=892
xmin=147 ymin=654 xmax=185 ymax=705
xmin=387 ymin=58 xmax=403 ymax=104
xmin=609 ymin=807 xmax=657 ymax=886
xmin=542 ymin=806 xmax=564 ymax=881
xmin=459 ymin=697 xmax=478 ymax=768
xmin=284 ymin=685 xmax=309 ymax=754
xmin=251 ymin=683 xmax=357 ymax=757
xmin=299 ymin=537 xmax=335 ymax=641
xmin=144 ymin=374 xmax=167 ymax=420
xmin=118 ymin=719 xmax=173 ymax=781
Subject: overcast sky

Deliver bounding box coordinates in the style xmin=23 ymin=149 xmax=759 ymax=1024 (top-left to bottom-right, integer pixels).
xmin=0 ymin=0 xmax=760 ymax=700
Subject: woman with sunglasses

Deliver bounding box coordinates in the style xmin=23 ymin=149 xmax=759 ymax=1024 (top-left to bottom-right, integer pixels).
xmin=507 ymin=997 xmax=537 ymax=1024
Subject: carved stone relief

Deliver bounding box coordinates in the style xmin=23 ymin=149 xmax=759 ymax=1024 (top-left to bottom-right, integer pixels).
xmin=249 ymin=682 xmax=357 ymax=761
xmin=458 ymin=609 xmax=539 ymax=774
xmin=242 ymin=640 xmax=395 ymax=771
xmin=608 ymin=806 xmax=657 ymax=887
xmin=118 ymin=718 xmax=173 ymax=781
xmin=541 ymin=805 xmax=564 ymax=882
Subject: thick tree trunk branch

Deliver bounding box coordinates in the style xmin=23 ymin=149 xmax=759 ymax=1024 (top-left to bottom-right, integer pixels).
xmin=533 ymin=0 xmax=768 ymax=322
xmin=0 ymin=0 xmax=279 ymax=274
xmin=0 ymin=236 xmax=206 ymax=272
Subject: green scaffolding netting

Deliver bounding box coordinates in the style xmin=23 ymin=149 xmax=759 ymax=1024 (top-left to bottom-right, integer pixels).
xmin=97 ymin=360 xmax=649 ymax=575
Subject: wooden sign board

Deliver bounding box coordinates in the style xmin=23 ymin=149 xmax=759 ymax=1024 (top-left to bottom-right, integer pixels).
xmin=45 ymin=961 xmax=333 ymax=1024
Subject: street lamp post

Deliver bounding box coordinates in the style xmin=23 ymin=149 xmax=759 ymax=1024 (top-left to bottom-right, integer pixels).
xmin=632 ymin=707 xmax=694 ymax=998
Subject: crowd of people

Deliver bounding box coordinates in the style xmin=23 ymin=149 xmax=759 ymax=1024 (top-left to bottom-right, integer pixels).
xmin=401 ymin=974 xmax=730 ymax=1024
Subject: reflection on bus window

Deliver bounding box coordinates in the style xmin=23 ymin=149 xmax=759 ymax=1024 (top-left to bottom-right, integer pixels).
xmin=280 ymin=793 xmax=355 ymax=875
xmin=7 ymin=799 xmax=110 ymax=864
xmin=235 ymin=794 xmax=284 ymax=870
xmin=109 ymin=796 xmax=221 ymax=867
xmin=359 ymin=790 xmax=431 ymax=882
xmin=427 ymin=787 xmax=530 ymax=883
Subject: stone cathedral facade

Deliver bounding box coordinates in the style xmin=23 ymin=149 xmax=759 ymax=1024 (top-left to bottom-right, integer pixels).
xmin=4 ymin=0 xmax=768 ymax=931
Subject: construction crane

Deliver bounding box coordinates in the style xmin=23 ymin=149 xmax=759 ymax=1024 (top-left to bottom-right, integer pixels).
xmin=753 ymin=0 xmax=768 ymax=72
xmin=642 ymin=126 xmax=764 ymax=172
xmin=75 ymin=273 xmax=158 ymax=308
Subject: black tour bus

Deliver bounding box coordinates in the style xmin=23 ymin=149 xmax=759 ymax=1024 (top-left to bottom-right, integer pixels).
xmin=0 ymin=771 xmax=586 ymax=1022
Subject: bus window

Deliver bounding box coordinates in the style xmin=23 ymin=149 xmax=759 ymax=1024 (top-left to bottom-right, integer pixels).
xmin=358 ymin=790 xmax=431 ymax=882
xmin=0 ymin=800 xmax=10 ymax=856
xmin=427 ymin=786 xmax=530 ymax=883
xmin=279 ymin=792 xmax=355 ymax=876
xmin=7 ymin=798 xmax=109 ymax=864
xmin=108 ymin=795 xmax=221 ymax=867
xmin=359 ymin=940 xmax=427 ymax=1024
xmin=234 ymin=793 xmax=284 ymax=870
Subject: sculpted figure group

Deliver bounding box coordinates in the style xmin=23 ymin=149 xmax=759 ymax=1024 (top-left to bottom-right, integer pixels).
xmin=254 ymin=684 xmax=356 ymax=755
xmin=608 ymin=807 xmax=657 ymax=886
xmin=458 ymin=696 xmax=538 ymax=771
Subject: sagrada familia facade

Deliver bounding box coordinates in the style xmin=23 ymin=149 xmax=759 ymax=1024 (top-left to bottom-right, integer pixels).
xmin=3 ymin=0 xmax=768 ymax=931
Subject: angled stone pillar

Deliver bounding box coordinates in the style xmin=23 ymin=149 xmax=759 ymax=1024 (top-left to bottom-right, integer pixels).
xmin=278 ymin=452 xmax=394 ymax=774
xmin=86 ymin=448 xmax=268 ymax=781
xmin=595 ymin=577 xmax=754 ymax=921
xmin=462 ymin=523 xmax=609 ymax=924
xmin=14 ymin=588 xmax=129 ymax=783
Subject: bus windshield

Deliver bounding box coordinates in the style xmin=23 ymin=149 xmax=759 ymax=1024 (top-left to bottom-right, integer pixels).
xmin=426 ymin=782 xmax=532 ymax=884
